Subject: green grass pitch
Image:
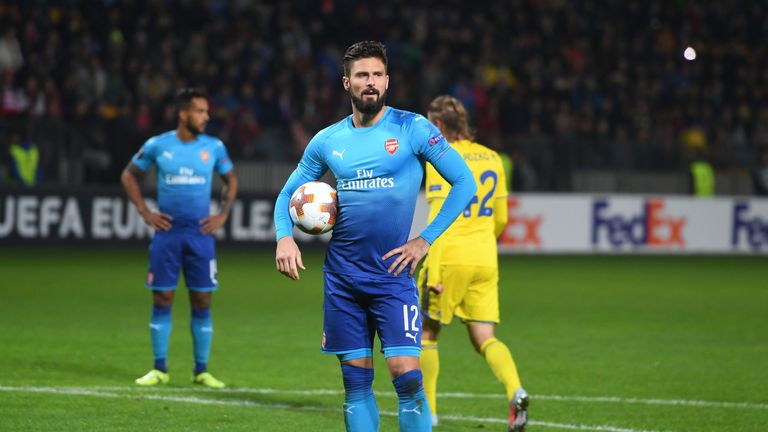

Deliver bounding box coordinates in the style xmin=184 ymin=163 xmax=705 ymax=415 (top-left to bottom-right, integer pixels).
xmin=0 ymin=246 xmax=766 ymax=431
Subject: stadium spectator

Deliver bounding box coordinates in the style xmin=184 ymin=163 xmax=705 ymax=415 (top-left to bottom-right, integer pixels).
xmin=689 ymin=150 xmax=715 ymax=197
xmin=0 ymin=28 xmax=23 ymax=74
xmin=7 ymin=130 xmax=39 ymax=187
xmin=1 ymin=1 xmax=766 ymax=190
xmin=0 ymin=71 xmax=25 ymax=116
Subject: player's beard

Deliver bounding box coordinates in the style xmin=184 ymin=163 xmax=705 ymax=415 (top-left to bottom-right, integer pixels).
xmin=185 ymin=118 xmax=204 ymax=136
xmin=350 ymin=89 xmax=386 ymax=115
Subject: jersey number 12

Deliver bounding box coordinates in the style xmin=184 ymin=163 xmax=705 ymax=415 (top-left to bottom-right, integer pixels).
xmin=403 ymin=305 xmax=419 ymax=332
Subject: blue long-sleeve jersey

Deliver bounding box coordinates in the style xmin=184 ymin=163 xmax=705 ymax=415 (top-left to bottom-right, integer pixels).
xmin=275 ymin=107 xmax=476 ymax=279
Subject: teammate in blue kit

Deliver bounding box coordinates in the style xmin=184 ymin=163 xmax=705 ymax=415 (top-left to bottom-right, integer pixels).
xmin=121 ymin=88 xmax=238 ymax=388
xmin=274 ymin=41 xmax=477 ymax=431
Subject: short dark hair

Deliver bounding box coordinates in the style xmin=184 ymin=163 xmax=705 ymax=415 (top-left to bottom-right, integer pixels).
xmin=342 ymin=41 xmax=387 ymax=76
xmin=176 ymin=87 xmax=207 ymax=111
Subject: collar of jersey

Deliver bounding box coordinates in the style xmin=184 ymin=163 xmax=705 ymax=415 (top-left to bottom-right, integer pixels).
xmin=171 ymin=130 xmax=203 ymax=144
xmin=452 ymin=139 xmax=473 ymax=147
xmin=345 ymin=106 xmax=391 ymax=134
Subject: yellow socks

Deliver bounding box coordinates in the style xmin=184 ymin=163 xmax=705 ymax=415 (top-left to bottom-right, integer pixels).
xmin=479 ymin=337 xmax=522 ymax=400
xmin=421 ymin=339 xmax=439 ymax=413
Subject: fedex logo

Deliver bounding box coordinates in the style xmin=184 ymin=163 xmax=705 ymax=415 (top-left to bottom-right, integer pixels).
xmin=731 ymin=202 xmax=768 ymax=248
xmin=592 ymin=199 xmax=686 ymax=247
xmin=499 ymin=198 xmax=542 ymax=247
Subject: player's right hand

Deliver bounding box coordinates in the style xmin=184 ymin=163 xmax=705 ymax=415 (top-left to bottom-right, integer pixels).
xmin=382 ymin=236 xmax=430 ymax=277
xmin=140 ymin=209 xmax=173 ymax=231
xmin=276 ymin=236 xmax=305 ymax=280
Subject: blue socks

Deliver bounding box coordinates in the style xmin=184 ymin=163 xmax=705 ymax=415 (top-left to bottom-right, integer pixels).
xmin=150 ymin=305 xmax=172 ymax=372
xmin=341 ymin=364 xmax=379 ymax=432
xmin=149 ymin=304 xmax=215 ymax=375
xmin=339 ymin=366 xmax=430 ymax=431
xmin=393 ymin=369 xmax=431 ymax=432
xmin=190 ymin=306 xmax=212 ymax=375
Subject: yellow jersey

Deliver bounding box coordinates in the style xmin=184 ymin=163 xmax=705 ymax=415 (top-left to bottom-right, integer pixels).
xmin=424 ymin=139 xmax=508 ymax=280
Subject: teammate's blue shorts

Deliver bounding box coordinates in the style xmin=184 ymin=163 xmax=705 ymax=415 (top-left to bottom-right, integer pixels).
xmin=321 ymin=271 xmax=422 ymax=360
xmin=146 ymin=227 xmax=217 ymax=292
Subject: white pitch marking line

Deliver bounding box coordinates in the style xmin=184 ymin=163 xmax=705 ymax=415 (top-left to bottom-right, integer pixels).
xmin=528 ymin=394 xmax=768 ymax=410
xmin=0 ymin=386 xmax=327 ymax=412
xmin=74 ymin=385 xmax=768 ymax=410
xmin=0 ymin=386 xmax=669 ymax=432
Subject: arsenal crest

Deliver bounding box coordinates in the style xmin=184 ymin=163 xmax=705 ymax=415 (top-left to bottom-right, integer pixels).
xmin=200 ymin=150 xmax=210 ymax=163
xmin=385 ymin=138 xmax=399 ymax=155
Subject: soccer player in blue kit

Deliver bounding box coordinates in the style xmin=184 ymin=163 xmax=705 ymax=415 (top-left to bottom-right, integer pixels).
xmin=121 ymin=88 xmax=238 ymax=388
xmin=274 ymin=41 xmax=476 ymax=431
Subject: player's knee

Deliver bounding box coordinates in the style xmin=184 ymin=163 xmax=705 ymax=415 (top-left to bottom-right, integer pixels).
xmin=468 ymin=336 xmax=481 ymax=352
xmin=392 ymin=369 xmax=424 ymax=399
xmin=341 ymin=364 xmax=374 ymax=400
xmin=422 ymin=316 xmax=441 ymax=339
xmin=189 ymin=292 xmax=212 ymax=309
xmin=340 ymin=356 xmax=373 ymax=369
xmin=385 ymin=355 xmax=420 ymax=378
xmin=467 ymin=323 xmax=495 ymax=352
xmin=152 ymin=290 xmax=174 ymax=307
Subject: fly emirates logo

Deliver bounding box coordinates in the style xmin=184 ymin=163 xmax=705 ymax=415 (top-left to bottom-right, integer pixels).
xmin=165 ymin=167 xmax=206 ymax=185
xmin=337 ymin=169 xmax=395 ymax=190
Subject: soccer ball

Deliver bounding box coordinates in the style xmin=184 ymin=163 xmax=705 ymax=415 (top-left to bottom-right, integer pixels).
xmin=289 ymin=181 xmax=338 ymax=234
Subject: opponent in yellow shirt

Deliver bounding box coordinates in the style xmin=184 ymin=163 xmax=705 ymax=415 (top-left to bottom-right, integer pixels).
xmin=422 ymin=139 xmax=508 ymax=323
xmin=418 ymin=95 xmax=528 ymax=431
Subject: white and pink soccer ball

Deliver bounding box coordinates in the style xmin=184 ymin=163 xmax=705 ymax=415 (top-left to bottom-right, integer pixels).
xmin=289 ymin=181 xmax=338 ymax=234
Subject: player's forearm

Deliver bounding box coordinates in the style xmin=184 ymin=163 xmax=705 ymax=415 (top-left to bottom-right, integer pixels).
xmin=274 ymin=169 xmax=315 ymax=240
xmin=420 ymin=151 xmax=477 ymax=244
xmin=121 ymin=168 xmax=149 ymax=215
xmin=426 ymin=197 xmax=444 ymax=225
xmin=421 ymin=179 xmax=476 ymax=243
xmin=219 ymin=172 xmax=239 ymax=217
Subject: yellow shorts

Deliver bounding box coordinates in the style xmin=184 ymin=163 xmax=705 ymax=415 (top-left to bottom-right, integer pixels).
xmin=418 ymin=264 xmax=499 ymax=325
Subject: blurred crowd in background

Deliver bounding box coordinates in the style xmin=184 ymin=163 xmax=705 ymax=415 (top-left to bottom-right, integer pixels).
xmin=1 ymin=0 xmax=768 ymax=192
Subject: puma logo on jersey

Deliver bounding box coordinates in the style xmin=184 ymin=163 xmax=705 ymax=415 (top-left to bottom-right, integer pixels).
xmin=405 ymin=332 xmax=418 ymax=343
xmin=162 ymin=151 xmax=174 ymax=160
xmin=332 ymin=149 xmax=346 ymax=160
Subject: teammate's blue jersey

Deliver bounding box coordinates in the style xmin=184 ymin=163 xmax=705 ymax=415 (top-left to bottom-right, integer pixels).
xmin=132 ymin=131 xmax=233 ymax=223
xmin=275 ymin=107 xmax=476 ymax=278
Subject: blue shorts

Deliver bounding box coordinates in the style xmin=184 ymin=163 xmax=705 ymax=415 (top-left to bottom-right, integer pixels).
xmin=322 ymin=271 xmax=422 ymax=360
xmin=146 ymin=229 xmax=217 ymax=292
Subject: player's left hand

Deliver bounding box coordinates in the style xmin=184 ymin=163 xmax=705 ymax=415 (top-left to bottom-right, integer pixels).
xmin=429 ymin=283 xmax=444 ymax=294
xmin=382 ymin=237 xmax=430 ymax=277
xmin=199 ymin=214 xmax=228 ymax=235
